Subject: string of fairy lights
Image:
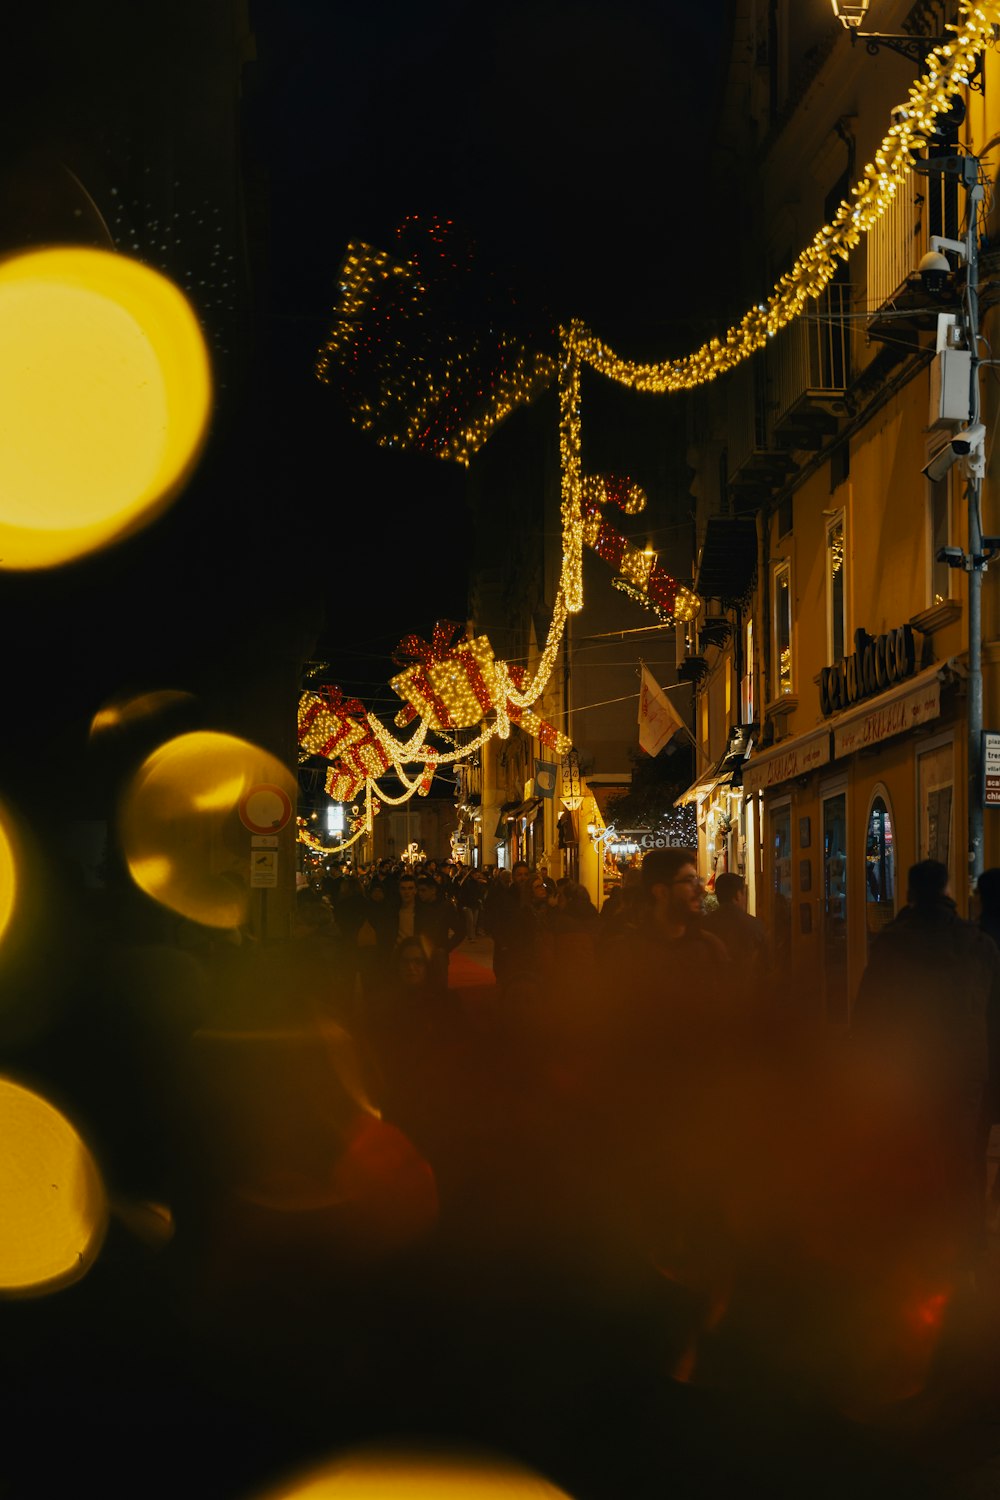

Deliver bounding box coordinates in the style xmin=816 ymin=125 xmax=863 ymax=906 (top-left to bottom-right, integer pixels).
xmin=304 ymin=4 xmax=999 ymax=853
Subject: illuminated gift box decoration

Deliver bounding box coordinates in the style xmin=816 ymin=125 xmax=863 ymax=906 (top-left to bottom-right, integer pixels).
xmin=390 ymin=621 xmax=496 ymax=731
xmin=325 ymin=763 xmax=366 ymax=803
xmin=298 ymin=686 xmax=369 ymax=759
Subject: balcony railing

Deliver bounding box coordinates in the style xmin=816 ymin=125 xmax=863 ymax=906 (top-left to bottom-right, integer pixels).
xmin=867 ymin=185 xmax=923 ymax=315
xmin=770 ymin=282 xmax=853 ymax=430
xmin=866 ymin=172 xmax=958 ymax=318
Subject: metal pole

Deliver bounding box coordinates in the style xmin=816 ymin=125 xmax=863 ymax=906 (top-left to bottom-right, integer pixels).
xmin=966 ymin=174 xmax=985 ymax=892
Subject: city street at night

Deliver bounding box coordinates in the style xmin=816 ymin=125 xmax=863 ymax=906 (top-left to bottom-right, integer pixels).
xmin=9 ymin=2 xmax=1000 ymax=1497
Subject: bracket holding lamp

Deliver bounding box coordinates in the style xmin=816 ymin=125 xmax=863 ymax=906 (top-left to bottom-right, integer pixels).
xmin=830 ymin=1 xmax=988 ymax=91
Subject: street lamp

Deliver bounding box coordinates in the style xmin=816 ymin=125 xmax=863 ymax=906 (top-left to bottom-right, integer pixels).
xmin=831 ymin=0 xmax=986 ymax=88
xmin=831 ymin=1 xmax=869 ymax=27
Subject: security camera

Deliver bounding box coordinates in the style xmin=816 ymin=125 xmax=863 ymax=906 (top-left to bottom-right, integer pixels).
xmin=951 ymin=422 xmax=985 ymax=456
xmin=922 ymin=423 xmax=986 ymax=481
xmin=936 ymin=546 xmax=966 ymax=568
xmin=918 ymin=249 xmax=951 ymax=296
xmin=923 ymin=441 xmax=961 ymax=482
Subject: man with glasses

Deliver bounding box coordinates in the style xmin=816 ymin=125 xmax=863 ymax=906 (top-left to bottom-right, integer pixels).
xmin=605 ymin=848 xmax=729 ymax=1003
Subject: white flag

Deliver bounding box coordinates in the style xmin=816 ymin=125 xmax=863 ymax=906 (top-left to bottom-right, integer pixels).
xmin=638 ymin=665 xmax=687 ymax=757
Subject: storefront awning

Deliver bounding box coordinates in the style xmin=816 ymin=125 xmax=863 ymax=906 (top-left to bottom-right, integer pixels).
xmin=675 ymin=769 xmax=740 ymax=807
xmin=675 ymin=725 xmax=755 ymax=806
xmin=825 ymin=658 xmax=955 ymax=759
xmin=504 ymin=796 xmax=543 ymax=824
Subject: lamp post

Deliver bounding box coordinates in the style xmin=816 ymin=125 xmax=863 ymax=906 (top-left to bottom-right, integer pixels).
xmin=922 ymin=155 xmax=994 ymax=888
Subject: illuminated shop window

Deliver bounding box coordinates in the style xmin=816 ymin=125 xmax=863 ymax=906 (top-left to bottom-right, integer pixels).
xmin=827 ymin=513 xmax=846 ymax=663
xmin=865 ymin=791 xmax=896 ymax=951
xmin=773 ymin=561 xmax=793 ymax=696
xmin=741 ymin=617 xmax=755 ymax=724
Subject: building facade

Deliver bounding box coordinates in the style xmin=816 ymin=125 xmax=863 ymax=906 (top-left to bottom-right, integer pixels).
xmin=466 ymin=388 xmax=695 ymax=902
xmin=682 ymin=0 xmax=1000 ymax=1016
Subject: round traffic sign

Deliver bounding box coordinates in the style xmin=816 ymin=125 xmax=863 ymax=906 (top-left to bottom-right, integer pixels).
xmin=238 ymin=783 xmax=293 ymax=834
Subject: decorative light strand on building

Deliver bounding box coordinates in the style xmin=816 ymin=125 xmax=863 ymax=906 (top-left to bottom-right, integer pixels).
xmin=569 ymin=4 xmax=997 ymax=392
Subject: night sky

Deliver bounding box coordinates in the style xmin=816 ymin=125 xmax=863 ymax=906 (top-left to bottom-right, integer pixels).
xmin=251 ymin=0 xmax=732 ymax=680
xmin=0 ymin=0 xmax=731 ymax=787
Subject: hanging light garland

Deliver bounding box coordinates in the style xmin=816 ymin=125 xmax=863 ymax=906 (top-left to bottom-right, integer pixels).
xmin=305 ymin=10 xmax=998 ymax=834
xmin=568 ymin=4 xmax=997 ymax=393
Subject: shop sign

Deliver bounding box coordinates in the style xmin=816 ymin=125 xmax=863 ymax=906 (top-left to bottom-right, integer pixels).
xmin=984 ymin=732 xmax=1000 ymax=806
xmin=833 ymin=675 xmax=941 ymax=758
xmin=561 ymin=749 xmax=582 ymax=809
xmin=599 ymin=827 xmax=693 ymax=852
xmin=820 ymin=625 xmax=916 ymax=716
xmin=742 ymin=729 xmax=831 ymax=796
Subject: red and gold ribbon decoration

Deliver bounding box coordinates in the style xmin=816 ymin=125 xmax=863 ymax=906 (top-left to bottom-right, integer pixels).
xmin=390 ymin=620 xmax=496 ymax=730
xmin=298 ymin=685 xmax=370 ymax=760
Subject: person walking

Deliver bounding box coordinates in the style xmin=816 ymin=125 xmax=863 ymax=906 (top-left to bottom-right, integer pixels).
xmin=456 ymin=867 xmax=485 ymax=941
xmin=709 ymin=872 xmax=769 ymax=1001
xmin=854 ymin=859 xmax=1000 ymax=1268
xmin=414 ymin=874 xmax=464 ymax=990
xmin=486 ymin=860 xmax=541 ymax=989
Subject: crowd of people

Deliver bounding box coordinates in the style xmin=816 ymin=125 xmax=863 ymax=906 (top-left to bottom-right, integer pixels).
xmin=282 ymin=846 xmax=1000 ymax=1408
xmin=23 ymin=836 xmax=1000 ymax=1482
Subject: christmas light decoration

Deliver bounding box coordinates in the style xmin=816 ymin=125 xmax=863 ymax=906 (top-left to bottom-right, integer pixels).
xmin=507 ymin=703 xmax=572 ymax=756
xmin=611 ymin=576 xmax=677 ymax=624
xmin=325 ymin=763 xmax=366 ymax=803
xmin=298 ymin=687 xmax=369 ymax=759
xmin=580 ymin=481 xmax=700 ymax=624
xmin=567 ymin=5 xmax=997 ymax=394
xmin=297 ymin=10 xmax=999 ymax=837
xmin=315 ymin=218 xmax=556 ymax=465
xmin=296 ymin=817 xmax=327 ymax=852
xmin=495 ymin=589 xmax=570 ymax=710
xmin=582 ymin=475 xmax=647 ymax=515
xmin=389 ymin=621 xmax=496 ymax=730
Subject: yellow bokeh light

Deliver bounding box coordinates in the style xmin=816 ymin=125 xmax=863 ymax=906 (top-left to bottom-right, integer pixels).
xmin=0 ymin=803 xmax=18 ymax=954
xmin=89 ymin=688 xmax=196 ymax=738
xmin=0 ymin=1078 xmax=107 ymax=1297
xmin=119 ymin=731 xmax=296 ymax=929
xmin=256 ymin=1449 xmax=574 ymax=1499
xmin=0 ymin=246 xmax=211 ymax=569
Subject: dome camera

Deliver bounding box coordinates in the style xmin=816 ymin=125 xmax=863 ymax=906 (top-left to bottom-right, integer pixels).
xmin=918 ymin=249 xmax=951 ymax=296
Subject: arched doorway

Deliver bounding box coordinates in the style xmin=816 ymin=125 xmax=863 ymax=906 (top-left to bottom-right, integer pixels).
xmin=864 ymin=785 xmax=896 ymax=952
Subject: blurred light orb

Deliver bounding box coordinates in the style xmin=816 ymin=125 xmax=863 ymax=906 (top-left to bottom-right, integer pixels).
xmin=256 ymin=1449 xmax=574 ymax=1499
xmin=0 ymin=246 xmax=211 ymax=569
xmin=89 ymin=688 xmax=196 ymax=739
xmin=0 ymin=1078 xmax=107 ymax=1296
xmin=120 ymin=731 xmax=295 ymax=929
xmin=0 ymin=803 xmax=18 ymax=953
